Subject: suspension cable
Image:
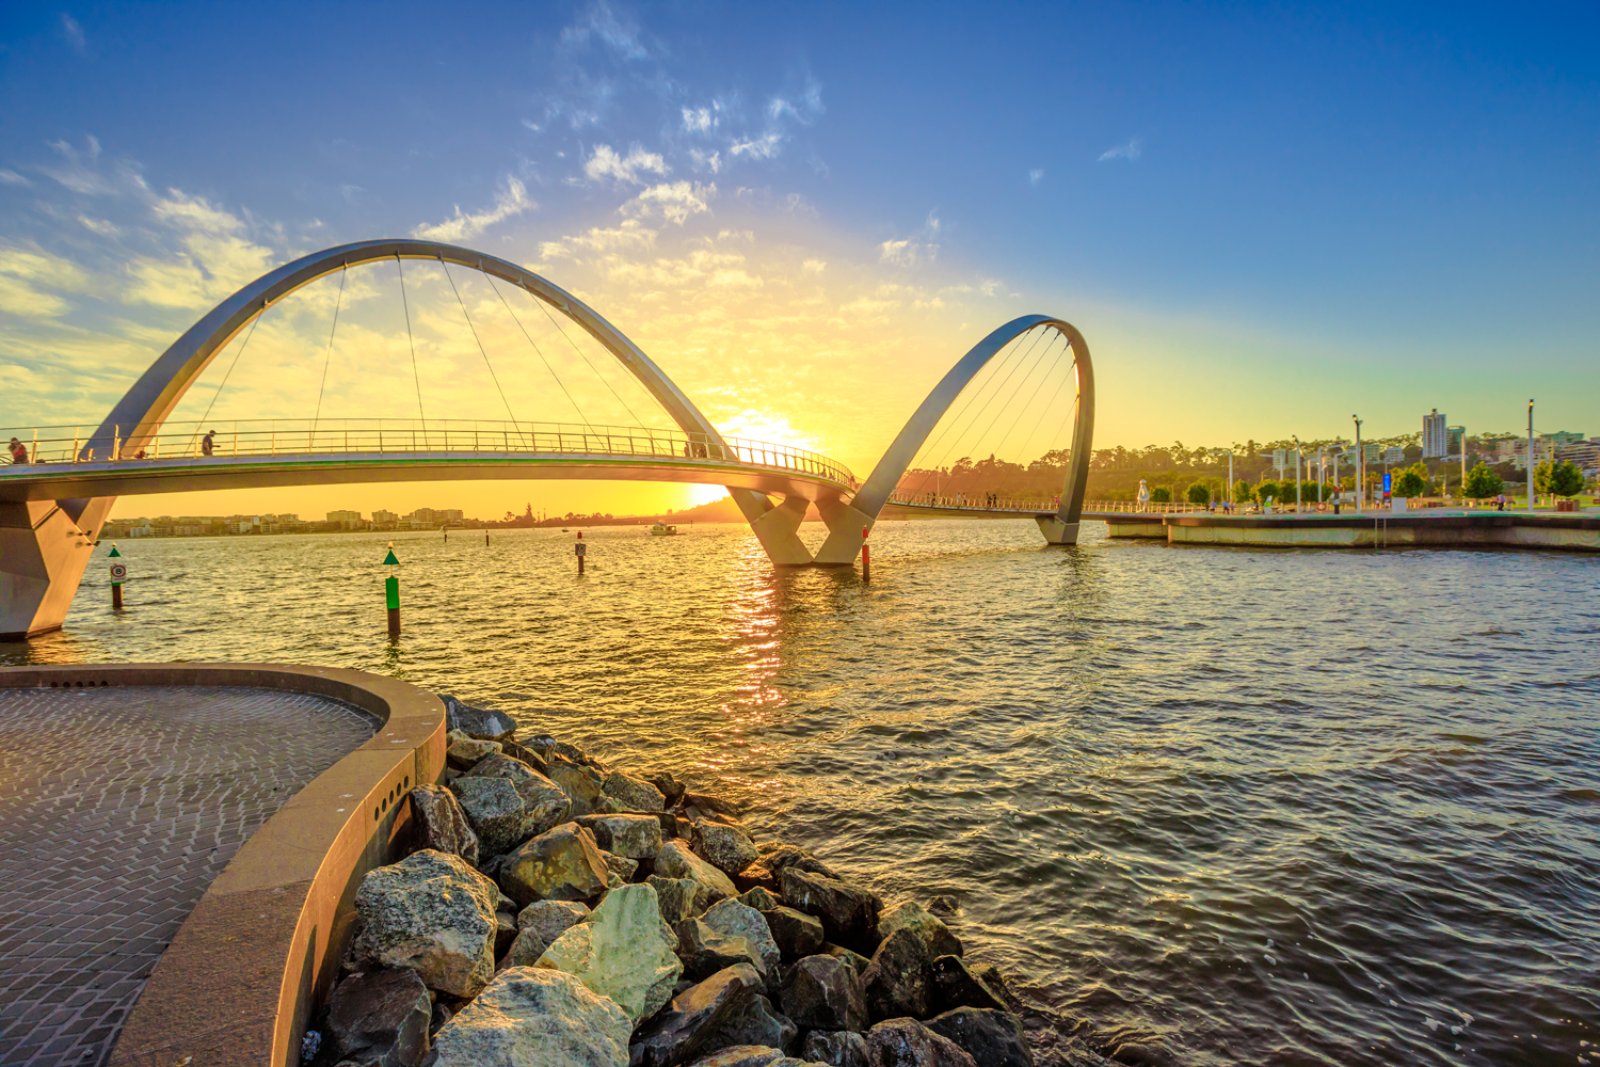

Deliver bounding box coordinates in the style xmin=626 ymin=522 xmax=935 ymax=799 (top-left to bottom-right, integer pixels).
xmin=485 ymin=273 xmax=593 ymax=432
xmin=1017 ymin=337 xmax=1077 ymax=462
xmin=903 ymin=330 xmax=1036 ymax=495
xmin=311 ymin=266 xmax=347 ymax=434
xmin=525 ymin=287 xmax=646 ymax=426
xmin=441 ymin=259 xmax=521 ymax=428
xmin=190 ymin=308 xmax=266 ymax=451
xmin=923 ymin=326 xmax=1050 ymax=480
xmin=395 ymin=255 xmax=427 ymax=428
xmin=986 ymin=329 xmax=1067 ymax=462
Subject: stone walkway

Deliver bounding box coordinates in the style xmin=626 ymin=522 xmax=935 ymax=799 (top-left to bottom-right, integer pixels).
xmin=0 ymin=686 xmax=376 ymax=1067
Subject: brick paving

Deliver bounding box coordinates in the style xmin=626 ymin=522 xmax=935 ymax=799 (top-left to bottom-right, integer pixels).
xmin=0 ymin=686 xmax=375 ymax=1067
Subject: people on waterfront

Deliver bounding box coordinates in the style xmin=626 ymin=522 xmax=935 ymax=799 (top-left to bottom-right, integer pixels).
xmin=1496 ymin=493 xmax=1506 ymax=511
xmin=201 ymin=430 xmax=216 ymax=456
xmin=1332 ymin=488 xmax=1343 ymax=515
xmin=7 ymin=437 xmax=27 ymax=464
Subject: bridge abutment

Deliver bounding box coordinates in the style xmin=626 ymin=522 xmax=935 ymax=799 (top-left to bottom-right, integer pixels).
xmin=1035 ymin=515 xmax=1082 ymax=545
xmin=0 ymin=499 xmax=109 ymax=639
xmin=813 ymin=498 xmax=876 ymax=566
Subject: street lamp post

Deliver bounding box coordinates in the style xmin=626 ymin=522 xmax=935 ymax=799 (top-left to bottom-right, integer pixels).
xmin=1526 ymin=399 xmax=1535 ymax=510
xmin=1292 ymin=435 xmax=1303 ymax=512
xmin=1352 ymin=416 xmax=1364 ymax=511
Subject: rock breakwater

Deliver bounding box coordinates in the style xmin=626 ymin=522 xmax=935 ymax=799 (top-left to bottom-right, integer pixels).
xmin=311 ymin=695 xmax=1094 ymax=1067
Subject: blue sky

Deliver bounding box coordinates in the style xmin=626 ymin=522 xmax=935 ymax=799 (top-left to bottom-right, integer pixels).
xmin=0 ymin=1 xmax=1596 ymax=512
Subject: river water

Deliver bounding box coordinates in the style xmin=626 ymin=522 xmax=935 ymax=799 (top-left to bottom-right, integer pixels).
xmin=4 ymin=520 xmax=1596 ymax=1066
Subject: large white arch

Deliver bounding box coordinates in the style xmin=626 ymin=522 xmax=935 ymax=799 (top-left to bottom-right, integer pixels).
xmin=813 ymin=315 xmax=1094 ymax=563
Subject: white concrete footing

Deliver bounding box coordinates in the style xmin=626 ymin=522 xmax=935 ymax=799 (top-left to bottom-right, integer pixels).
xmin=1035 ymin=515 xmax=1081 ymax=544
xmin=0 ymin=499 xmax=109 ymax=639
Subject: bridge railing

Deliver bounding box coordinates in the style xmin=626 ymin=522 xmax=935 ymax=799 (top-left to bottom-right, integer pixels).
xmin=0 ymin=419 xmax=856 ymax=488
xmin=884 ymin=494 xmax=1216 ymax=514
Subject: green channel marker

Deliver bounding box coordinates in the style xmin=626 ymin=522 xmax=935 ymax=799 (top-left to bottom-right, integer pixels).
xmin=383 ymin=543 xmax=400 ymax=639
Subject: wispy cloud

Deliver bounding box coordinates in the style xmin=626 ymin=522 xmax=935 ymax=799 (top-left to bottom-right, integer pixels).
xmin=682 ymin=105 xmax=718 ymax=135
xmin=584 ymin=144 xmax=668 ymax=185
xmin=879 ymin=211 xmax=941 ymax=268
xmin=624 ymin=181 xmax=715 ymax=225
xmin=560 ymin=0 xmax=648 ymax=61
xmin=1098 ymin=137 xmax=1143 ymax=162
xmin=60 ymin=14 xmax=87 ymax=54
xmin=0 ymin=170 xmax=30 ymax=187
xmin=1029 ymin=168 xmax=1045 ymax=186
xmin=729 ymin=133 xmax=782 ymax=161
xmin=412 ymin=176 xmax=533 ymax=242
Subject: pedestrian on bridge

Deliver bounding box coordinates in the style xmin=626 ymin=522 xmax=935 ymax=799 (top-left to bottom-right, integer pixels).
xmin=201 ymin=430 xmax=216 ymax=456
xmin=7 ymin=437 xmax=27 ymax=465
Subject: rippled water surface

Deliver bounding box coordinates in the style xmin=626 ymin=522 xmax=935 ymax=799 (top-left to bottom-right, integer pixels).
xmin=6 ymin=520 xmax=1597 ymax=1066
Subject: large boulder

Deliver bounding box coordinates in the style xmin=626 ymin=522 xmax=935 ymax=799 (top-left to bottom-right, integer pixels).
xmin=862 ymin=928 xmax=934 ymax=1021
xmin=502 ymin=900 xmax=589 ymax=969
xmin=631 ymin=963 xmax=768 ymax=1067
xmin=925 ymin=1008 xmax=1033 ymax=1067
xmin=758 ymin=844 xmax=841 ymax=881
xmin=324 ymin=966 xmax=432 ymax=1067
xmin=863 ymin=1019 xmax=976 ymax=1067
xmin=498 ymin=822 xmax=609 ymax=907
xmin=801 ymin=1030 xmax=870 ymax=1067
xmin=738 ymin=887 xmax=782 ymax=911
xmin=352 ymin=850 xmax=499 ymax=998
xmin=430 ymin=967 xmax=630 ymax=1066
xmin=452 ymin=776 xmax=527 ymax=857
xmin=446 ymin=730 xmax=502 ymax=770
xmin=536 ymin=883 xmax=683 ymax=1023
xmin=602 ymin=770 xmax=667 ymax=812
xmin=443 ymin=695 xmax=518 ymax=743
xmin=470 ymin=754 xmax=573 ymax=839
xmin=780 ymin=954 xmax=867 ymax=1032
xmin=648 ymin=875 xmax=706 ymax=924
xmin=409 ymin=784 xmax=479 ymax=867
xmin=688 ymin=1048 xmax=824 ymax=1067
xmin=693 ymin=820 xmax=759 ymax=877
xmin=928 ymin=956 xmax=1008 ymax=1013
xmin=780 ymin=869 xmax=881 ymax=951
xmin=658 ymin=841 xmax=737 ymax=909
xmin=580 ymin=813 xmax=665 ymax=860
xmin=601 ymin=849 xmax=639 ymax=884
xmin=547 ymin=759 xmax=610 ymax=816
xmin=875 ymin=903 xmax=961 ymax=960
xmin=677 ymin=900 xmax=782 ymax=984
xmin=762 ymin=907 xmax=824 ymax=961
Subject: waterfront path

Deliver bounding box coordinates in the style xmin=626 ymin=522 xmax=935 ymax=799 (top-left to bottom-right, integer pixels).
xmin=0 ymin=686 xmax=375 ymax=1067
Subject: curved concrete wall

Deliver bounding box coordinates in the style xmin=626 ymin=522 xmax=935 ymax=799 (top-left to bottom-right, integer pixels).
xmin=0 ymin=663 xmax=446 ymax=1067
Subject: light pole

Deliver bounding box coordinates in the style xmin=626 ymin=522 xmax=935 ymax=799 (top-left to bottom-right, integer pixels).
xmin=1226 ymin=449 xmax=1234 ymax=511
xmin=1352 ymin=416 xmax=1364 ymax=510
xmin=1526 ymin=399 xmax=1535 ymax=509
xmin=1292 ymin=435 xmax=1303 ymax=512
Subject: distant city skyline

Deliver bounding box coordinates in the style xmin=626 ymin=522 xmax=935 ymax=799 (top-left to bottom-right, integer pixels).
xmin=2 ymin=2 xmax=1595 ymax=518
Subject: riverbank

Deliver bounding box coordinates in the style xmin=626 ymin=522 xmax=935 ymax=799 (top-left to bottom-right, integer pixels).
xmin=310 ymin=696 xmax=1106 ymax=1067
xmin=1104 ymin=508 xmax=1600 ymax=550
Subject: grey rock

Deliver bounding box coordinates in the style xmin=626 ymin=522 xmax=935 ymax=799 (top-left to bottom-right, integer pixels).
xmin=780 ymin=869 xmax=882 ymax=951
xmin=524 ymin=734 xmax=597 ymax=767
xmin=925 ymin=1008 xmax=1033 ymax=1067
xmin=801 ymin=1031 xmax=870 ymax=1067
xmin=547 ymin=758 xmax=610 ymax=816
xmin=929 ymin=956 xmax=1008 ymax=1013
xmin=758 ymin=844 xmax=841 ymax=881
xmin=499 ymin=738 xmax=550 ymax=773
xmin=495 ymin=911 xmax=518 ymax=958
xmin=470 ymin=753 xmax=573 ymax=840
xmin=864 ymin=1019 xmax=976 ymax=1067
xmin=442 ymin=696 xmax=518 ymax=743
xmin=580 ymin=813 xmax=665 ymax=859
xmin=451 ymin=776 xmax=526 ymax=857
xmin=430 ymin=966 xmax=631 ymax=1066
xmin=325 ymin=967 xmax=431 ymax=1067
xmin=648 ymin=875 xmax=705 ymax=924
xmin=711 ymin=993 xmax=797 ymax=1056
xmin=504 ymin=900 xmax=589 ymax=968
xmin=649 ymin=770 xmax=688 ymax=806
xmin=678 ymin=900 xmax=782 ymax=983
xmin=658 ymin=840 xmax=738 ymax=909
xmin=498 ymin=821 xmax=609 ymax=907
xmin=409 ymin=784 xmax=479 ymax=867
xmin=536 ymin=882 xmax=683 ymax=1023
xmin=780 ymin=954 xmax=867 ymax=1032
xmin=602 ymin=770 xmax=667 ymax=812
xmin=876 ymin=903 xmax=962 ymax=960
xmin=446 ymin=731 xmax=502 ymax=771
xmin=967 ymin=962 xmax=1024 ymax=1012
xmin=630 ymin=963 xmax=765 ymax=1067
xmin=694 ymin=820 xmax=760 ymax=877
xmin=862 ymin=928 xmax=934 ymax=1021
xmin=762 ymin=907 xmax=824 ymax=960
xmin=737 ymin=887 xmax=782 ymax=911
xmin=821 ymin=943 xmax=871 ymax=975
xmin=602 ymin=849 xmax=639 ymax=883
xmin=352 ymin=850 xmax=498 ymax=998
xmin=689 ymin=1047 xmax=824 ymax=1067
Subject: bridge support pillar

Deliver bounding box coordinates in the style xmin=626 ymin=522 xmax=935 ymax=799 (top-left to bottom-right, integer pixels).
xmin=739 ymin=492 xmax=816 ymax=567
xmin=813 ymin=498 xmax=877 ymax=566
xmin=1035 ymin=515 xmax=1081 ymax=545
xmin=0 ymin=499 xmax=109 ymax=640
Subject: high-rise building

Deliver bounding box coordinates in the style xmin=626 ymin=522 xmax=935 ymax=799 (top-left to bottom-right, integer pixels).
xmin=1446 ymin=426 xmax=1465 ymax=457
xmin=327 ymin=509 xmax=363 ymax=530
xmin=1422 ymin=409 xmax=1449 ymax=459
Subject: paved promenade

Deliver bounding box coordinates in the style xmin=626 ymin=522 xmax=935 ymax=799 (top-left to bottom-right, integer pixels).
xmin=0 ymin=685 xmax=375 ymax=1067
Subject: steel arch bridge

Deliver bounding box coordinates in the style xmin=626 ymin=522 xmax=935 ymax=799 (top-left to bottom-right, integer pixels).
xmin=0 ymin=239 xmax=1093 ymax=639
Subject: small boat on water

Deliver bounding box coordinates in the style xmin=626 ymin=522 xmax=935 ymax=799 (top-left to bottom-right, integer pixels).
xmin=649 ymin=523 xmax=677 ymax=536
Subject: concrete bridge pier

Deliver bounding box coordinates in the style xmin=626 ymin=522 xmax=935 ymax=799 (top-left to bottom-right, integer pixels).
xmin=736 ymin=490 xmax=817 ymax=567
xmin=1035 ymin=515 xmax=1082 ymax=544
xmin=812 ymin=496 xmax=877 ymax=566
xmin=0 ymin=498 xmax=110 ymax=639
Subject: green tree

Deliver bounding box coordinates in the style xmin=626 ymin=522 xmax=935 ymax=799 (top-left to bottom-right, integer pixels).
xmin=1186 ymin=482 xmax=1211 ymax=505
xmin=1536 ymin=459 xmax=1586 ymax=498
xmin=1256 ymin=479 xmax=1279 ymax=504
xmin=1233 ymin=480 xmax=1255 ymax=503
xmin=1150 ymin=486 xmax=1171 ymax=503
xmin=1463 ymin=462 xmax=1504 ymax=499
xmin=1394 ymin=465 xmax=1428 ymax=498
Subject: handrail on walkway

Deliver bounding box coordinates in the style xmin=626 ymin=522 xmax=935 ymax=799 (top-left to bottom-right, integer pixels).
xmin=0 ymin=418 xmax=856 ymax=488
